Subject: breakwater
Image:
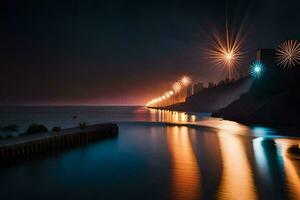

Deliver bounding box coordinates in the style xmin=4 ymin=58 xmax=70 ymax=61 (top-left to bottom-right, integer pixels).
xmin=0 ymin=123 xmax=118 ymax=163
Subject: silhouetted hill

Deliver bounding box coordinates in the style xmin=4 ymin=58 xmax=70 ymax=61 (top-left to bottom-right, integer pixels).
xmin=165 ymin=77 xmax=252 ymax=112
xmin=213 ymin=57 xmax=300 ymax=127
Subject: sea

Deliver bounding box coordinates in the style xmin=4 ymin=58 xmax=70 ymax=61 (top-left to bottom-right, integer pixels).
xmin=0 ymin=106 xmax=299 ymax=200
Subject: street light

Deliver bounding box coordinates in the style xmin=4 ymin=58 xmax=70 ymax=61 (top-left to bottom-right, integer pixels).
xmin=181 ymin=76 xmax=191 ymax=86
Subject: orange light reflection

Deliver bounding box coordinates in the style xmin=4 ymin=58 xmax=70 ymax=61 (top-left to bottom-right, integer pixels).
xmin=217 ymin=132 xmax=257 ymax=199
xmin=148 ymin=109 xmax=197 ymax=123
xmin=167 ymin=126 xmax=201 ymax=200
xmin=275 ymin=139 xmax=300 ymax=199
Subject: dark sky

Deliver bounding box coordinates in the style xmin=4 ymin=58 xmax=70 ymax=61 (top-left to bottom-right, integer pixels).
xmin=1 ymin=0 xmax=300 ymax=105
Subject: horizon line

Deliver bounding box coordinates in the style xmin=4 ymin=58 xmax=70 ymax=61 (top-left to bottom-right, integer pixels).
xmin=0 ymin=104 xmax=144 ymax=107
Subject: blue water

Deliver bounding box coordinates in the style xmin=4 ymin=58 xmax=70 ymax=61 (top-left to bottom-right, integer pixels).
xmin=0 ymin=106 xmax=299 ymax=200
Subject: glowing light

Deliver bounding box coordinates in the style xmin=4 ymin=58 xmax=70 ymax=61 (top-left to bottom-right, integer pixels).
xmin=146 ymin=76 xmax=190 ymax=107
xmin=252 ymin=126 xmax=275 ymax=136
xmin=173 ymin=82 xmax=181 ymax=92
xmin=181 ymin=76 xmax=191 ymax=86
xmin=165 ymin=91 xmax=172 ymax=98
xmin=207 ymin=24 xmax=246 ymax=78
xmin=191 ymin=115 xmax=196 ymax=122
xmin=208 ymin=36 xmax=243 ymax=67
xmin=276 ymin=40 xmax=300 ymax=68
xmin=225 ymin=52 xmax=233 ymax=60
xmin=250 ymin=60 xmax=265 ymax=78
xmin=254 ymin=67 xmax=261 ymax=73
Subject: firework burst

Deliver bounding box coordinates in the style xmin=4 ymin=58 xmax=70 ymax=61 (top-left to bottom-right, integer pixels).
xmin=275 ymin=40 xmax=300 ymax=68
xmin=207 ymin=23 xmax=246 ymax=78
xmin=250 ymin=60 xmax=265 ymax=79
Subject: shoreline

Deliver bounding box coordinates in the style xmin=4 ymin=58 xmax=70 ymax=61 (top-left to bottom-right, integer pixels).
xmin=146 ymin=107 xmax=300 ymax=135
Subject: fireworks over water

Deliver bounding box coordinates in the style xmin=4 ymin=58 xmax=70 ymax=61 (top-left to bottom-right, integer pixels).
xmin=207 ymin=23 xmax=246 ymax=78
xmin=276 ymin=40 xmax=300 ymax=69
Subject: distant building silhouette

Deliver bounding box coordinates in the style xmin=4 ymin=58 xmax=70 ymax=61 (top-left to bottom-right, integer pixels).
xmin=257 ymin=49 xmax=276 ymax=67
xmin=187 ymin=85 xmax=193 ymax=97
xmin=193 ymin=82 xmax=205 ymax=94
xmin=208 ymin=82 xmax=216 ymax=88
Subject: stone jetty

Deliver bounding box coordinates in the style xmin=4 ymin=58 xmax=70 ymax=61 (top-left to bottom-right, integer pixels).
xmin=0 ymin=123 xmax=118 ymax=163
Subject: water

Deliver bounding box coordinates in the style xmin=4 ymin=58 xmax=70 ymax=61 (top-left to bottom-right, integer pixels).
xmin=0 ymin=106 xmax=152 ymax=135
xmin=0 ymin=106 xmax=299 ymax=200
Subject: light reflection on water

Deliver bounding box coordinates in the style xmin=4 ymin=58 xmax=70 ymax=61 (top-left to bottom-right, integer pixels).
xmin=0 ymin=107 xmax=299 ymax=200
xmin=275 ymin=139 xmax=300 ymax=200
xmin=167 ymin=126 xmax=201 ymax=200
xmin=149 ymin=108 xmax=300 ymax=200
xmin=217 ymin=133 xmax=257 ymax=200
xmin=147 ymin=108 xmax=294 ymax=138
xmin=149 ymin=109 xmax=191 ymax=123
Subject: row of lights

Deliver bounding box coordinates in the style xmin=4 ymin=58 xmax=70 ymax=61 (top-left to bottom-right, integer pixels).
xmin=145 ymin=90 xmax=174 ymax=107
xmin=146 ymin=76 xmax=191 ymax=107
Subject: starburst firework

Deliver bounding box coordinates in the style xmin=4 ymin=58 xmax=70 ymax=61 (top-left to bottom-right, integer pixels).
xmin=206 ymin=23 xmax=246 ymax=78
xmin=250 ymin=60 xmax=265 ymax=78
xmin=275 ymin=40 xmax=300 ymax=68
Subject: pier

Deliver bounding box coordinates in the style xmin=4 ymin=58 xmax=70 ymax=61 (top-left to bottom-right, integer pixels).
xmin=0 ymin=123 xmax=118 ymax=163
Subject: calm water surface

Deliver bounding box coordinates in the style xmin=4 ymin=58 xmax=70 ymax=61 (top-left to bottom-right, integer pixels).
xmin=0 ymin=106 xmax=299 ymax=200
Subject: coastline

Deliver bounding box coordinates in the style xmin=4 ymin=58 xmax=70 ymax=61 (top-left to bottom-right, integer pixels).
xmin=146 ymin=107 xmax=300 ymax=136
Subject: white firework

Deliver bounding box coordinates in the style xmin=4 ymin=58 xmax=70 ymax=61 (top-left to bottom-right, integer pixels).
xmin=275 ymin=40 xmax=300 ymax=68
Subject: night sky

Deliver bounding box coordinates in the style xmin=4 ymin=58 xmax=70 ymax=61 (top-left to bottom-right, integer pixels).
xmin=1 ymin=0 xmax=300 ymax=105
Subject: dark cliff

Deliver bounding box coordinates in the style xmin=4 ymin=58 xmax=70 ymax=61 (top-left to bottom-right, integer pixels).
xmin=212 ymin=52 xmax=300 ymax=127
